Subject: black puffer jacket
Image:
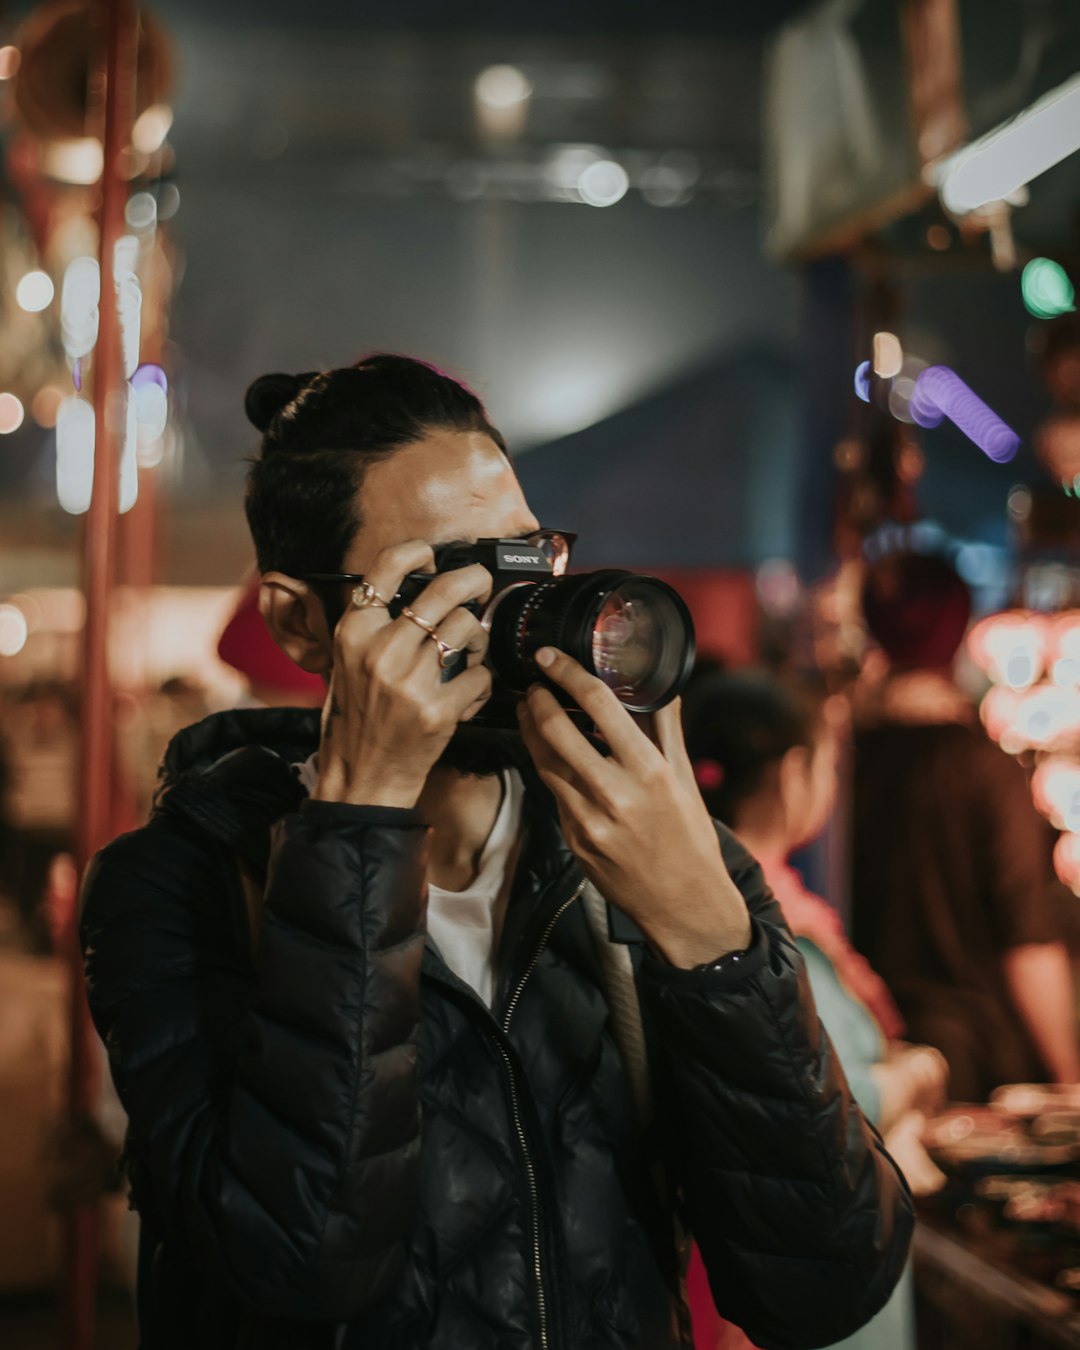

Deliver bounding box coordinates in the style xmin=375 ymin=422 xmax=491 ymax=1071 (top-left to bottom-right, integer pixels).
xmin=81 ymin=709 xmax=912 ymax=1350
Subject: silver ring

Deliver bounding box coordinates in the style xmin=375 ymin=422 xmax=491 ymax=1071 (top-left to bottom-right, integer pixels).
xmin=351 ymin=582 xmax=391 ymax=610
xmin=400 ymin=605 xmax=438 ymax=637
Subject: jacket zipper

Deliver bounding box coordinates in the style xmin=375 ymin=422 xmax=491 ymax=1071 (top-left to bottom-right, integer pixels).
xmin=498 ymin=879 xmax=586 ymax=1350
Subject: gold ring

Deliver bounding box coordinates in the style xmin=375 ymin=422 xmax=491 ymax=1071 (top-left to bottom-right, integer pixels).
xmin=432 ymin=635 xmax=463 ymax=671
xmin=400 ymin=605 xmax=438 ymax=637
xmin=351 ymin=582 xmax=391 ymax=610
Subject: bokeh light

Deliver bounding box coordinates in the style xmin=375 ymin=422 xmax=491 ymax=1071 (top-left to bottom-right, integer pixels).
xmin=1032 ymin=759 xmax=1080 ymax=832
xmin=913 ymin=366 xmax=1020 ymax=462
xmin=0 ymin=604 xmax=28 ymax=657
xmin=968 ymin=611 xmax=1047 ymax=689
xmin=120 ymin=388 xmax=139 ymax=513
xmin=979 ymin=684 xmax=1021 ymax=744
xmin=1012 ymin=685 xmax=1080 ymax=750
xmin=1022 ymin=257 xmax=1075 ymax=320
xmin=940 ymin=74 xmax=1080 ymax=215
xmin=0 ymin=393 xmax=26 ymax=434
xmin=132 ymin=103 xmax=173 ymax=155
xmin=15 ymin=271 xmax=56 ymax=313
xmin=61 ymin=257 xmax=101 ymax=360
xmin=853 ymin=360 xmax=871 ymax=402
xmin=157 ymin=182 xmax=181 ymax=221
xmin=474 ymin=65 xmax=532 ymax=110
xmin=577 ymin=159 xmax=629 ymax=208
xmin=56 ymin=397 xmax=96 ymax=515
xmin=872 ymin=332 xmax=903 ymax=379
xmin=0 ymin=45 xmax=20 ymax=80
xmin=1054 ymin=831 xmax=1080 ymax=896
xmin=135 ymin=381 xmax=169 ymax=444
xmin=926 ymin=224 xmax=950 ymax=251
xmin=31 ymin=386 xmax=65 ymax=429
xmin=43 ymin=138 xmax=104 ymax=186
xmin=131 ymin=363 xmax=168 ymax=393
xmin=125 ymin=192 xmax=158 ymax=233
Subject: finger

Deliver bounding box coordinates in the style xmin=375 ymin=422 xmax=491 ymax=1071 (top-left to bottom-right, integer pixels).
xmin=444 ymin=663 xmax=494 ymax=721
xmin=534 ymin=648 xmax=654 ymax=770
xmin=521 ymin=684 xmax=613 ymax=794
xmin=405 ymin=563 xmax=494 ymax=628
xmin=337 ymin=539 xmax=436 ymax=636
xmin=649 ymin=697 xmax=699 ymax=793
xmin=516 ymin=701 xmax=594 ymax=808
xmin=427 ymin=608 xmax=489 ymax=669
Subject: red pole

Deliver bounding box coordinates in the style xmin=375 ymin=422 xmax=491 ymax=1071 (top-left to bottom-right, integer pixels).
xmin=71 ymin=3 xmax=139 ymax=1348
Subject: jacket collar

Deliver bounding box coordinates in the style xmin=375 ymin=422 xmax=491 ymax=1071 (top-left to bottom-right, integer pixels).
xmin=153 ymin=707 xmax=644 ymax=954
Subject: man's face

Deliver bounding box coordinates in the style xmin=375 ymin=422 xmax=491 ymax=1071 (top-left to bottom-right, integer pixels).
xmin=336 ymin=427 xmax=540 ymax=777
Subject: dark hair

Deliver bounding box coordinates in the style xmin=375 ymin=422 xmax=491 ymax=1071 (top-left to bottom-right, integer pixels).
xmin=681 ymin=669 xmax=819 ymax=824
xmin=243 ymin=353 xmax=507 ymax=579
xmin=862 ymin=552 xmax=971 ymax=671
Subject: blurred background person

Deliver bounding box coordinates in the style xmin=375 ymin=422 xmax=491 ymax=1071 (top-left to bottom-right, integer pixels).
xmin=682 ymin=667 xmax=947 ymax=1350
xmin=852 ymin=553 xmax=1080 ymax=1101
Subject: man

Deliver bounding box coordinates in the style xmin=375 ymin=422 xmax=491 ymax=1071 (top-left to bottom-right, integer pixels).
xmin=852 ymin=551 xmax=1080 ymax=1102
xmin=82 ymin=355 xmax=912 ymax=1350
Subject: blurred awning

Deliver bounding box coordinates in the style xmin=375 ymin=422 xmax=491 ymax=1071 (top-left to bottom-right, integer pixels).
xmin=514 ymin=346 xmax=798 ymax=570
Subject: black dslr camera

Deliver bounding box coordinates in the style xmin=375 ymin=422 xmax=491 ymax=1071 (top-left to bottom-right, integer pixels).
xmin=392 ymin=531 xmax=695 ymax=730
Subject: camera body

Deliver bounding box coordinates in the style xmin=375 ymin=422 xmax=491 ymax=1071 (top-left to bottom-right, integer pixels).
xmin=393 ymin=537 xmax=695 ymax=730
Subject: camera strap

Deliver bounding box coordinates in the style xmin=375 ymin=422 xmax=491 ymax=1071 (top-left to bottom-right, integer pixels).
xmin=579 ymin=881 xmax=694 ymax=1348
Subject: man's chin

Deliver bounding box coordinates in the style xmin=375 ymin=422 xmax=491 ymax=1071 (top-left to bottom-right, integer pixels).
xmin=436 ymin=721 xmax=530 ymax=779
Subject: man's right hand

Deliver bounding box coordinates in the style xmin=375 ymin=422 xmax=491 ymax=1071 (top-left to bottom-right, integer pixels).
xmin=313 ymin=539 xmax=494 ymax=808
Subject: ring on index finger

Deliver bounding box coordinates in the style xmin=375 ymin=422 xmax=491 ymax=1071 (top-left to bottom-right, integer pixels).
xmin=351 ymin=582 xmax=392 ymax=610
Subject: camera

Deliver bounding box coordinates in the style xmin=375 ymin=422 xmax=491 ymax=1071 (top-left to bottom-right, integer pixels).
xmin=393 ymin=532 xmax=696 ymax=729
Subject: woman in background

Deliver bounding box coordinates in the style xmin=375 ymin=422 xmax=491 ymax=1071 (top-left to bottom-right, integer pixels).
xmin=682 ymin=669 xmax=945 ymax=1350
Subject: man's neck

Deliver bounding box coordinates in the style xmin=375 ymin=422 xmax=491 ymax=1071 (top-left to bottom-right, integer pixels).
xmin=419 ymin=766 xmax=507 ymax=892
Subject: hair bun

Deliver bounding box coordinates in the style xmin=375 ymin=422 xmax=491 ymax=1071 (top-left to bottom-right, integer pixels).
xmin=244 ymin=371 xmax=318 ymax=433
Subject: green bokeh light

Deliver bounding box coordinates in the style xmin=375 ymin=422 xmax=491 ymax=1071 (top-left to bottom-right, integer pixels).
xmin=1022 ymin=257 xmax=1076 ymax=319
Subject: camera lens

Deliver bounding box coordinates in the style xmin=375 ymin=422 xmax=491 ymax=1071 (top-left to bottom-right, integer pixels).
xmin=486 ymin=570 xmax=694 ymax=713
xmin=590 ymin=579 xmax=689 ymax=707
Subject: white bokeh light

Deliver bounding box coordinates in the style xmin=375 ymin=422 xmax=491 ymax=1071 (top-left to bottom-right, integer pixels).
xmin=0 ymin=605 xmax=28 ymax=657
xmin=577 ymin=159 xmax=630 ymax=208
xmin=475 ymin=65 xmax=532 ymax=110
xmin=16 ymin=271 xmax=55 ymax=313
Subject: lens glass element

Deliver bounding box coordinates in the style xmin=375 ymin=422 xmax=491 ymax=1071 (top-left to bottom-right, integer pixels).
xmin=589 ymin=578 xmax=690 ymax=710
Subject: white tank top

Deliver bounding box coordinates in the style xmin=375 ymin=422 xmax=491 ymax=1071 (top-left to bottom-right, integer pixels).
xmin=426 ymin=771 xmax=524 ymax=1007
xmin=294 ymin=754 xmax=523 ymax=1007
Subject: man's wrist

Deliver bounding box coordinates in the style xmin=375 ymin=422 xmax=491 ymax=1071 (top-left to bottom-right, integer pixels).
xmin=643 ymin=906 xmax=753 ymax=970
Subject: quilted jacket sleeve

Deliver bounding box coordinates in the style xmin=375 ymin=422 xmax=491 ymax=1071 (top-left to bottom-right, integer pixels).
xmin=80 ymin=798 xmax=429 ymax=1321
xmin=639 ymin=828 xmax=914 ymax=1350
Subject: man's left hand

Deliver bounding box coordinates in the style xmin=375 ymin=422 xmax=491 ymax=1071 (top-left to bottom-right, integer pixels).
xmin=517 ymin=647 xmax=752 ymax=968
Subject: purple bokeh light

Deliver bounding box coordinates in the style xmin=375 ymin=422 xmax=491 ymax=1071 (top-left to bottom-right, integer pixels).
xmin=912 ymin=366 xmax=1020 ymax=463
xmin=131 ymin=363 xmax=168 ymax=394
xmin=853 ymin=360 xmax=871 ymax=403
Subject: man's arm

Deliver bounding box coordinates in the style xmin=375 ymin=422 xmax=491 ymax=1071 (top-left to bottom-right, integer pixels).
xmin=1003 ymin=942 xmax=1080 ymax=1083
xmin=517 ymin=653 xmax=914 ymax=1350
xmin=640 ymin=834 xmax=913 ymax=1350
xmin=81 ymin=798 xmax=428 ymax=1321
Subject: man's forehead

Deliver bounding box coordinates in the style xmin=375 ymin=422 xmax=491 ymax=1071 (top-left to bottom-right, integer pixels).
xmin=346 ymin=429 xmax=538 ymax=564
